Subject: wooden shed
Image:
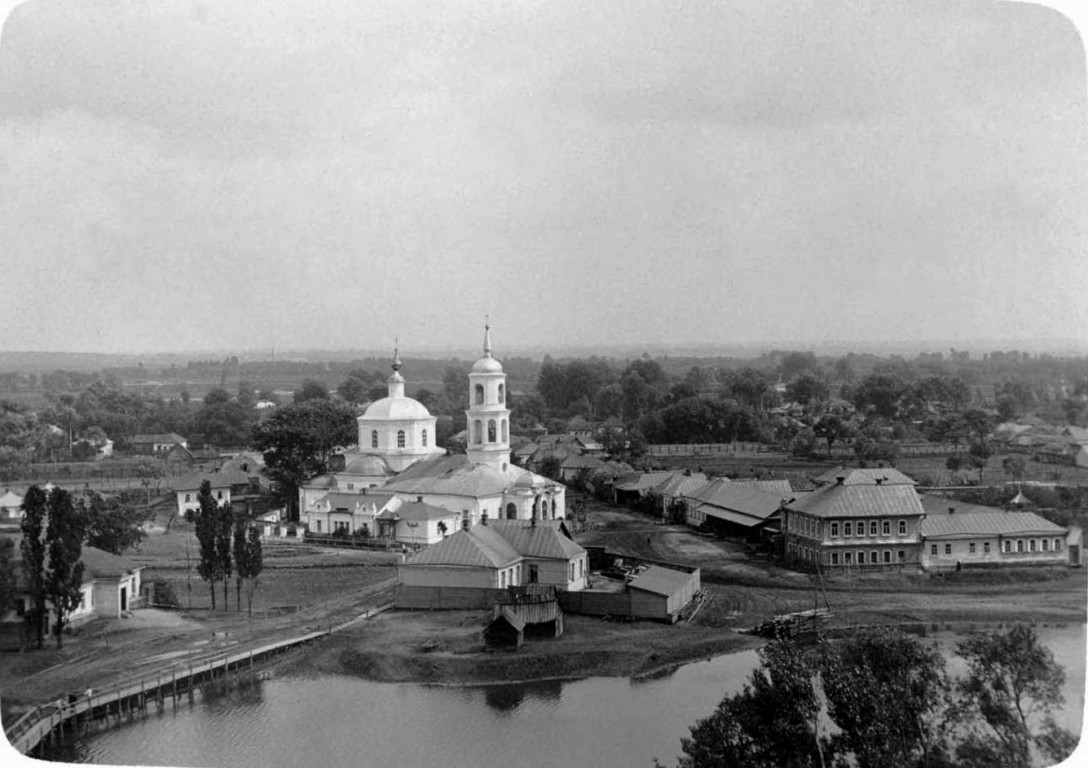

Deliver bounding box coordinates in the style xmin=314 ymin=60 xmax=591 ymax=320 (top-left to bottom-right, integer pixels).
xmin=495 ymin=584 xmax=564 ymax=638
xmin=627 ymin=565 xmax=699 ymax=623
xmin=484 ymin=607 xmax=525 ymax=649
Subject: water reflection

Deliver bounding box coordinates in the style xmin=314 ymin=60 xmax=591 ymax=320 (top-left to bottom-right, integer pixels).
xmin=482 ymin=678 xmax=562 ymax=714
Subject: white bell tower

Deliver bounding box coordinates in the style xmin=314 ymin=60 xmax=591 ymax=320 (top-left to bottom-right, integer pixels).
xmin=465 ymin=318 xmax=511 ymax=471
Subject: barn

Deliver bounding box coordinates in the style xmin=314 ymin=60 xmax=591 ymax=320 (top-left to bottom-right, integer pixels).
xmin=627 ymin=565 xmax=700 ymax=623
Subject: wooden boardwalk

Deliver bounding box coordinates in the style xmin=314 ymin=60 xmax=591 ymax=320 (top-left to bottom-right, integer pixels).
xmin=5 ymin=604 xmax=391 ymax=756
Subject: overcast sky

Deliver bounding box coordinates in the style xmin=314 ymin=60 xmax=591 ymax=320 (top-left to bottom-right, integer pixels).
xmin=0 ymin=0 xmax=1085 ymax=356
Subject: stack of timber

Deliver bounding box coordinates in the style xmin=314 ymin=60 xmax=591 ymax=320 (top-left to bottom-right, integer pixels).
xmin=742 ymin=608 xmax=830 ymax=641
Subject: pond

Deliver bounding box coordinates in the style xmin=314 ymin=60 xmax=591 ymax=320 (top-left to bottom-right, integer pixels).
xmin=45 ymin=624 xmax=1084 ymax=768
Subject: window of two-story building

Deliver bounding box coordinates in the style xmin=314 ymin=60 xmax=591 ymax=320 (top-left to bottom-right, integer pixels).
xmin=831 ymin=552 xmax=840 ymax=565
xmin=869 ymin=521 xmax=878 ymax=536
xmin=882 ymin=550 xmax=891 ymax=564
xmin=983 ymin=542 xmax=991 ymax=554
xmin=969 ymin=542 xmax=976 ymax=554
xmin=1054 ymin=538 xmax=1062 ymax=552
xmin=944 ymin=543 xmax=952 ymax=555
xmin=898 ymin=520 xmax=907 ymax=536
xmin=1017 ymin=539 xmax=1024 ymax=553
xmin=882 ymin=520 xmax=890 ymax=536
xmin=830 ymin=521 xmax=839 ymax=537
xmin=1029 ymin=539 xmax=1037 ymax=552
xmin=844 ymin=551 xmax=853 ymax=565
xmin=844 ymin=521 xmax=852 ymax=537
xmin=897 ymin=550 xmax=905 ymax=562
xmin=858 ymin=551 xmax=866 ymax=564
xmin=930 ymin=544 xmax=938 ymax=555
xmin=856 ymin=523 xmax=865 ymax=538
xmin=1003 ymin=540 xmax=1012 ymax=553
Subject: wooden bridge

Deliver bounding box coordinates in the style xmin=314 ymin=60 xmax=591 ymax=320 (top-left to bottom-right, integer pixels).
xmin=4 ymin=604 xmax=391 ymax=756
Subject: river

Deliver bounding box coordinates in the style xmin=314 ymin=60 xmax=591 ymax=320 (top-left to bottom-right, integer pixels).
xmin=45 ymin=624 xmax=1085 ymax=768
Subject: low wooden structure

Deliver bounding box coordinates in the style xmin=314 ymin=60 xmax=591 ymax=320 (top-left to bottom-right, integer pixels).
xmin=742 ymin=608 xmax=831 ymax=642
xmin=494 ymin=584 xmax=564 ymax=638
xmin=484 ymin=608 xmax=525 ymax=648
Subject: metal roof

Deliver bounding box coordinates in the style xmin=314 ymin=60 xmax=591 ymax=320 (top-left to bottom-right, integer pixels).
xmin=685 ymin=480 xmax=786 ymax=520
xmin=731 ymin=478 xmax=794 ymax=496
xmin=382 ymin=455 xmax=555 ymax=498
xmin=628 ymin=565 xmax=693 ymax=596
xmin=612 ymin=472 xmax=677 ymax=492
xmin=393 ymin=501 xmax=458 ymax=522
xmin=920 ymin=511 xmax=1066 ymax=539
xmin=651 ymin=473 xmax=708 ymax=497
xmin=787 ymin=483 xmax=925 ymax=519
xmin=486 ymin=519 xmax=585 ymax=560
xmin=813 ymin=467 xmax=917 ymax=486
xmin=407 ymin=527 xmax=521 ymax=569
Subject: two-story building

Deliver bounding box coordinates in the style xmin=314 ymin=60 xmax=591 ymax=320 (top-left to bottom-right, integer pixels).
xmin=782 ymin=468 xmax=925 ymax=569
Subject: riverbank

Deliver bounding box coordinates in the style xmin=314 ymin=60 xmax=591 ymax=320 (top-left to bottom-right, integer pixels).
xmin=277 ymin=610 xmax=764 ymax=686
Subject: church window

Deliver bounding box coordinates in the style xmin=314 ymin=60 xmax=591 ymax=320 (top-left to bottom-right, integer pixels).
xmin=498 ymin=383 xmax=505 ymax=403
xmin=501 ymin=420 xmax=508 ymax=442
xmin=551 ymin=499 xmax=557 ymax=518
xmin=488 ymin=420 xmax=496 ymax=443
xmin=422 ymin=429 xmax=428 ymax=447
xmin=397 ymin=430 xmax=406 ymax=448
xmin=474 ymin=420 xmax=483 ymax=443
xmin=371 ymin=431 xmax=378 ymax=449
xmin=475 ymin=384 xmax=484 ymax=404
xmin=506 ymin=503 xmax=517 ymax=519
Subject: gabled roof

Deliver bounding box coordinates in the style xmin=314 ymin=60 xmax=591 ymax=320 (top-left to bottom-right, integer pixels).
xmin=407 ymin=526 xmax=521 ymax=568
xmin=651 ymin=472 xmax=709 ymax=498
xmin=813 ymin=467 xmax=917 ymax=486
xmin=560 ymin=454 xmax=606 ymax=471
xmin=314 ymin=490 xmax=395 ymax=512
xmin=731 ymin=478 xmax=794 ymax=496
xmin=486 ymin=519 xmax=585 ymax=560
xmin=1063 ymin=425 xmax=1088 ymax=444
xmin=81 ymin=546 xmax=142 ymax=578
xmin=685 ymin=480 xmax=786 ymax=522
xmin=512 ymin=442 xmax=539 ymax=457
xmin=788 ymin=483 xmax=924 ymax=519
xmin=612 ymin=472 xmax=677 ymax=492
xmin=387 ymin=501 xmax=456 ymax=522
xmin=920 ymin=510 xmax=1066 ymax=539
xmin=491 ymin=606 xmax=526 ymax=632
xmin=628 ymin=565 xmax=693 ymax=596
xmin=171 ymin=469 xmax=257 ymax=492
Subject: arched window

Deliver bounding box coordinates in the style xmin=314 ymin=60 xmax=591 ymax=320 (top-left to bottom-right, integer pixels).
xmin=506 ymin=503 xmax=517 ymax=519
xmin=422 ymin=429 xmax=428 ymax=447
xmin=501 ymin=419 xmax=508 ymax=442
xmin=488 ymin=420 xmax=496 ymax=442
xmin=397 ymin=430 xmax=406 ymax=448
xmin=551 ymin=499 xmax=557 ymax=518
xmin=498 ymin=383 xmax=505 ymax=403
xmin=474 ymin=420 xmax=483 ymax=443
xmin=475 ymin=384 xmax=484 ymax=404
xmin=371 ymin=430 xmax=378 ymax=449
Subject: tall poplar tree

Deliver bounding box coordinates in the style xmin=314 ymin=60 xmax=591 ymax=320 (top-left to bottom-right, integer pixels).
xmin=217 ymin=501 xmax=233 ymax=610
xmin=194 ymin=480 xmax=221 ymax=609
xmin=19 ymin=485 xmax=48 ymax=649
xmin=44 ymin=488 xmax=85 ymax=648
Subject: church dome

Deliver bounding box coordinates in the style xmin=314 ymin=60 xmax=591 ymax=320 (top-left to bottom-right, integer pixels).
xmin=343 ymin=454 xmax=393 ymax=476
xmin=363 ymin=396 xmax=433 ymax=421
xmin=472 ymin=355 xmax=503 ymax=373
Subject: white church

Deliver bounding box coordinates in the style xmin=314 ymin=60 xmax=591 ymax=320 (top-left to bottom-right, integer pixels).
xmin=300 ymin=325 xmax=566 ymax=544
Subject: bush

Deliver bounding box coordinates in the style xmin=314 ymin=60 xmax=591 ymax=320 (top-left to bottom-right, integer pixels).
xmin=150 ymin=579 xmax=180 ymax=607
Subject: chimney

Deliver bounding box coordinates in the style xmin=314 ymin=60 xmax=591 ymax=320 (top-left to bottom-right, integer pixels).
xmin=875 ymin=477 xmax=884 ymax=485
xmin=948 ymin=507 xmax=955 ymax=515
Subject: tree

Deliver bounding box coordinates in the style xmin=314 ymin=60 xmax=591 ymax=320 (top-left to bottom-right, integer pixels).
xmin=668 ymin=639 xmax=822 ymax=768
xmin=442 ymin=365 xmax=469 ymax=410
xmin=336 ymin=375 xmax=370 ymax=405
xmin=233 ymin=513 xmax=263 ymax=614
xmin=730 ymin=368 xmax=771 ymax=410
xmin=786 ymin=375 xmax=830 ymax=411
xmin=81 ymin=491 xmax=152 ymax=554
xmin=852 ymin=374 xmax=908 ymax=419
xmin=0 ymin=537 xmax=16 ymax=620
xmin=968 ymin=441 xmax=994 ymax=485
xmin=134 ymin=456 xmax=166 ymax=508
xmin=814 ymin=414 xmax=852 ymax=458
xmin=1001 ymin=455 xmax=1027 ymax=484
xmin=293 ymin=379 xmax=330 ymax=403
xmin=19 ymin=486 xmax=48 ymax=648
xmin=955 ymin=624 xmax=1076 ymax=767
xmin=819 ymin=627 xmax=954 ymax=768
xmin=252 ymin=399 xmax=357 ymax=521
xmin=193 ymin=480 xmax=222 ymax=610
xmin=44 ymin=488 xmax=86 ymax=648
xmin=216 ymin=502 xmax=234 ymax=609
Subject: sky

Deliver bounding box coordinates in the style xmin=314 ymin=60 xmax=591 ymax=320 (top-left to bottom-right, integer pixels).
xmin=0 ymin=0 xmax=1085 ymax=356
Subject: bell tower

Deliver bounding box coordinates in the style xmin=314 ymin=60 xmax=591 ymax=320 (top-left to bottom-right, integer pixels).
xmin=465 ymin=318 xmax=511 ymax=471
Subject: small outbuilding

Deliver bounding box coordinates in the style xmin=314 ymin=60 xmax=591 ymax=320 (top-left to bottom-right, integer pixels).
xmin=484 ymin=607 xmax=525 ymax=649
xmin=627 ymin=565 xmax=700 ymax=623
